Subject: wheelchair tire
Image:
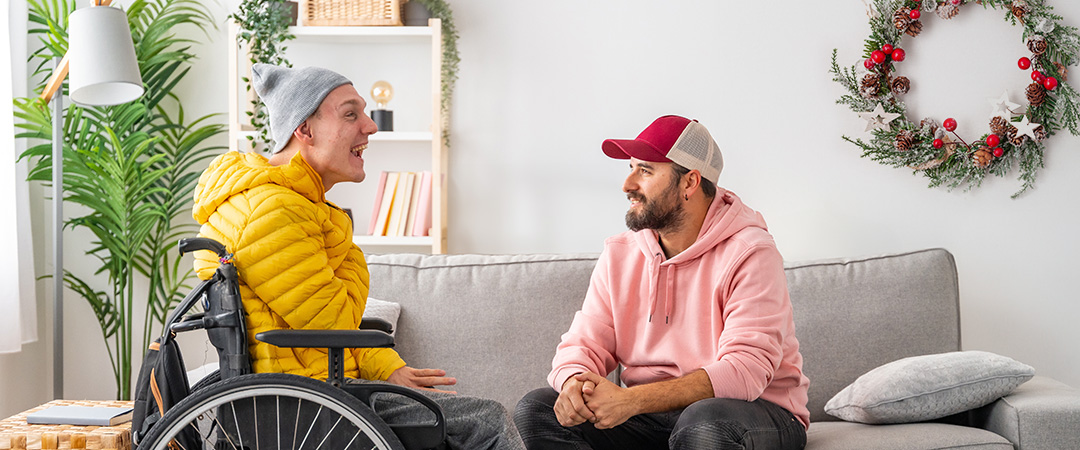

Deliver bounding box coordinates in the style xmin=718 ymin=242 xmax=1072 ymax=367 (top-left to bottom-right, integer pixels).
xmin=139 ymin=373 xmax=405 ymax=450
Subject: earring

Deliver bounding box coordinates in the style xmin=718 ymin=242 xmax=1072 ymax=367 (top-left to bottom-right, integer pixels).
xmin=684 ymin=194 xmax=689 ymax=201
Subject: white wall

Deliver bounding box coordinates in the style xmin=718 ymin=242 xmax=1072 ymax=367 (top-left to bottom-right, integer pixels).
xmin=5 ymin=0 xmax=1079 ymax=408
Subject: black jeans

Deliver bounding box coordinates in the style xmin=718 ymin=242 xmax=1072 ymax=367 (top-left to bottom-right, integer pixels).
xmin=514 ymin=387 xmax=806 ymax=450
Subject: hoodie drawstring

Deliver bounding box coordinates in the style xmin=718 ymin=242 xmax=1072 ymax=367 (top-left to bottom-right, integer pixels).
xmin=648 ymin=252 xmax=661 ymax=323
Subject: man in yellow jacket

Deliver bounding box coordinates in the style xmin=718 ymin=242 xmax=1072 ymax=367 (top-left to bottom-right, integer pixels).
xmin=193 ymin=63 xmax=524 ymax=450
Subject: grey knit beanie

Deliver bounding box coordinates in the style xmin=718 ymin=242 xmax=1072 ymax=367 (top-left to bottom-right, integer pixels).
xmin=251 ymin=64 xmax=353 ymax=154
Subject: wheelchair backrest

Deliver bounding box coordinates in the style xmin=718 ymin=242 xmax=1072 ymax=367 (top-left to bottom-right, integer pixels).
xmin=132 ymin=237 xmax=251 ymax=444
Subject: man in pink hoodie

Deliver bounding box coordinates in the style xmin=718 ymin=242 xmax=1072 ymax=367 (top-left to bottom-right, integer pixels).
xmin=514 ymin=115 xmax=809 ymax=449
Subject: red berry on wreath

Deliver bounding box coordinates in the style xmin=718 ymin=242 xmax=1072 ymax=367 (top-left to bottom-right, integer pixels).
xmin=871 ymin=50 xmax=887 ymax=64
xmin=910 ymin=9 xmax=921 ymax=20
xmin=1032 ymin=70 xmax=1045 ymax=82
xmin=1018 ymin=57 xmax=1031 ymax=70
xmin=933 ymin=139 xmax=944 ymax=149
xmin=950 ymin=0 xmax=961 ymax=5
xmin=1044 ymin=76 xmax=1059 ymax=91
xmin=882 ymin=44 xmax=894 ymax=54
xmin=993 ymin=147 xmax=1005 ymax=158
xmin=891 ymin=48 xmax=906 ymax=62
xmin=864 ymin=58 xmax=875 ymax=69
xmin=986 ymin=134 xmax=1000 ymax=147
xmin=943 ymin=118 xmax=958 ymax=132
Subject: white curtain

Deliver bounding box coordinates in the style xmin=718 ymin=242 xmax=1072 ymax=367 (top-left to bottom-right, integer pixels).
xmin=1 ymin=0 xmax=39 ymax=354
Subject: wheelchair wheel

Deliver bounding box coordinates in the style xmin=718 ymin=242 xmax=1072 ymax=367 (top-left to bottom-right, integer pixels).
xmin=140 ymin=373 xmax=405 ymax=450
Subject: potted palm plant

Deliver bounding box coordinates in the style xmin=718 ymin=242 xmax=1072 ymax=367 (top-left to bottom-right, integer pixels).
xmin=13 ymin=0 xmax=225 ymax=400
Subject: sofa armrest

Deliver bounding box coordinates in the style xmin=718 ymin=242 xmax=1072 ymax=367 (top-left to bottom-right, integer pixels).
xmin=968 ymin=375 xmax=1080 ymax=450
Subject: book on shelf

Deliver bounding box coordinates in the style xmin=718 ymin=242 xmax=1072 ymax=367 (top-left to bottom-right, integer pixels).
xmin=404 ymin=171 xmax=423 ymax=236
xmin=26 ymin=405 xmax=133 ymax=426
xmin=367 ymin=171 xmax=388 ymax=235
xmin=386 ymin=172 xmax=414 ymax=237
xmin=372 ymin=172 xmax=399 ymax=236
xmin=411 ymin=171 xmax=432 ymax=237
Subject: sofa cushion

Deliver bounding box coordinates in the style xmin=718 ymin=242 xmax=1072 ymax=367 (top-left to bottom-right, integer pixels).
xmin=785 ymin=248 xmax=962 ymax=423
xmin=824 ymin=351 xmax=1034 ymax=424
xmin=362 ymin=297 xmax=401 ymax=337
xmin=806 ymin=421 xmax=1013 ymax=450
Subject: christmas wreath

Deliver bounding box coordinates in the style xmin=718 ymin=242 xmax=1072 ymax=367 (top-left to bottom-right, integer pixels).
xmin=830 ymin=0 xmax=1080 ymax=197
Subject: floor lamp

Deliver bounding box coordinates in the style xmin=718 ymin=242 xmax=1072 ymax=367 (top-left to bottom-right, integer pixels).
xmin=38 ymin=0 xmax=144 ymax=399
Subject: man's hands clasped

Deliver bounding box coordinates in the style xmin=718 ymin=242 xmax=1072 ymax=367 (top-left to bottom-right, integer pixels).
xmin=555 ymin=371 xmax=638 ymax=429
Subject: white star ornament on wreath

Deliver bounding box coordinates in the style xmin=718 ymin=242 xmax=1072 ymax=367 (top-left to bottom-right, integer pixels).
xmin=859 ymin=103 xmax=902 ymax=132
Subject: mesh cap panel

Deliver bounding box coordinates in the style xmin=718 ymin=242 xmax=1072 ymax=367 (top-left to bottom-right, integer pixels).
xmin=667 ymin=121 xmax=723 ymax=185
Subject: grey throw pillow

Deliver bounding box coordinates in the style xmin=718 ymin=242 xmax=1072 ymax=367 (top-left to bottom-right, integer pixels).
xmin=362 ymin=297 xmax=401 ymax=337
xmin=824 ymin=350 xmax=1034 ymax=424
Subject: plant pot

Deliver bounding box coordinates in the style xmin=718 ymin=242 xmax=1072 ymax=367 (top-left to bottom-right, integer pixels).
xmin=404 ymin=1 xmax=431 ymax=26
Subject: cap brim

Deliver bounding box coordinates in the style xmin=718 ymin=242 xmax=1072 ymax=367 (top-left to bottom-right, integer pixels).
xmin=602 ymin=139 xmax=672 ymax=162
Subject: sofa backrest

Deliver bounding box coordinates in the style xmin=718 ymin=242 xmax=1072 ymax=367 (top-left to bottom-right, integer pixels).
xmin=784 ymin=248 xmax=961 ymax=422
xmin=366 ymin=248 xmax=962 ymax=422
xmin=366 ymin=253 xmax=599 ymax=409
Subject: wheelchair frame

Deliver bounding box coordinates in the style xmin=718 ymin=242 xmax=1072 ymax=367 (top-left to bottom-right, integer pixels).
xmin=133 ymin=238 xmax=446 ymax=450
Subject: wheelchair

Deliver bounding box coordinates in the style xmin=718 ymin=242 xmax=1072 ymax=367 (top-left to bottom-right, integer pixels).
xmin=133 ymin=237 xmax=446 ymax=450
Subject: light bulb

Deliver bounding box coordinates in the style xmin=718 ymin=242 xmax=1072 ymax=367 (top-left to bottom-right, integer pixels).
xmin=371 ymin=80 xmax=394 ymax=109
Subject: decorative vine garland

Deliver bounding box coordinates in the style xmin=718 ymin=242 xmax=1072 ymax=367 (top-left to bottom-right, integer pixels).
xmin=830 ymin=0 xmax=1080 ymax=197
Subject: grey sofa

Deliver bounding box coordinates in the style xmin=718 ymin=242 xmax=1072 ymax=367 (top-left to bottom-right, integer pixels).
xmin=366 ymin=248 xmax=1080 ymax=449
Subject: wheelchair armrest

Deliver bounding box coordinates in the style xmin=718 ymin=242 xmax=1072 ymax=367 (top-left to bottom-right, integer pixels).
xmin=359 ymin=318 xmax=394 ymax=334
xmin=255 ymin=329 xmax=394 ymax=349
xmin=343 ymin=383 xmax=447 ymax=450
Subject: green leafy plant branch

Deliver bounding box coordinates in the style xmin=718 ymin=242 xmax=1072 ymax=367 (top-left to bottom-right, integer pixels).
xmin=14 ymin=0 xmax=225 ymax=399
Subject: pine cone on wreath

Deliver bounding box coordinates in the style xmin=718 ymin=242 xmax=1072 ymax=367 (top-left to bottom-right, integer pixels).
xmin=905 ymin=20 xmax=923 ymax=37
xmin=895 ymin=130 xmax=916 ymax=151
xmin=972 ymin=148 xmax=993 ymax=168
xmin=1010 ymin=134 xmax=1027 ymax=146
xmin=860 ymin=73 xmax=881 ymax=98
xmin=891 ymin=76 xmax=911 ymax=95
xmin=894 ymin=8 xmax=912 ymax=31
xmin=1028 ymin=36 xmax=1048 ymax=55
xmin=1011 ymin=1 xmax=1029 ymax=21
xmin=1027 ymin=82 xmax=1047 ymax=106
xmin=1034 ymin=125 xmax=1049 ymax=141
xmin=937 ymin=3 xmax=959 ymax=20
xmin=920 ymin=118 xmax=940 ymax=136
xmin=989 ymin=116 xmax=1017 ymax=141
xmin=1054 ymin=61 xmax=1069 ymax=81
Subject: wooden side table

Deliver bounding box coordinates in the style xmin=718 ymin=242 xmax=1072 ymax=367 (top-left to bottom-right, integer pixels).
xmin=0 ymin=400 xmax=133 ymax=450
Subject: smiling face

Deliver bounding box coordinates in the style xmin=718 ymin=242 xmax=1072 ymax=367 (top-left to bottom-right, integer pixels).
xmin=300 ymin=84 xmax=378 ymax=190
xmin=623 ymin=158 xmax=686 ymax=232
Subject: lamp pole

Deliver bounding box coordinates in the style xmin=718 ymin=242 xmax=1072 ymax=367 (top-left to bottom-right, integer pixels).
xmin=40 ymin=0 xmax=143 ymax=399
xmin=50 ymin=56 xmax=64 ymax=399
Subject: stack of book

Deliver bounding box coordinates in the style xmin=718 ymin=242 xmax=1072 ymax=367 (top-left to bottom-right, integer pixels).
xmin=368 ymin=171 xmax=433 ymax=237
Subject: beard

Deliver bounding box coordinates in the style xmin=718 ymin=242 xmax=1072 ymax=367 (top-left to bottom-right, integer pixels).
xmin=624 ymin=182 xmax=685 ymax=232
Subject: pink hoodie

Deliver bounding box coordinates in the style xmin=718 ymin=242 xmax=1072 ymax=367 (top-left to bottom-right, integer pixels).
xmin=548 ymin=190 xmax=810 ymax=428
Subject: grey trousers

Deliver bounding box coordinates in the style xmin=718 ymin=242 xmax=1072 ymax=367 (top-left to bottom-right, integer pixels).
xmin=350 ymin=379 xmax=526 ymax=450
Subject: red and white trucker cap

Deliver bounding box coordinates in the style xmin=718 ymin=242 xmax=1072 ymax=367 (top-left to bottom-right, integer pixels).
xmin=601 ymin=115 xmax=723 ymax=186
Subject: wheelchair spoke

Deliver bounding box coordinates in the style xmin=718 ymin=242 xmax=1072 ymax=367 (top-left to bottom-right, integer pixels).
xmin=297 ymin=404 xmax=323 ymax=450
xmin=252 ymin=396 xmax=260 ymax=450
xmin=230 ymin=402 xmax=244 ymax=450
xmin=209 ymin=409 xmax=240 ymax=450
xmin=313 ymin=416 xmax=343 ymax=450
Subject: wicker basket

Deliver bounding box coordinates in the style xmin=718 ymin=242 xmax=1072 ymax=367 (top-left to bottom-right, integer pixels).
xmin=0 ymin=400 xmax=133 ymax=450
xmin=301 ymin=0 xmax=404 ymax=26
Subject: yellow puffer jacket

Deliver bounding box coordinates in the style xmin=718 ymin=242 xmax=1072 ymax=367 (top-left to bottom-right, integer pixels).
xmin=191 ymin=151 xmax=406 ymax=380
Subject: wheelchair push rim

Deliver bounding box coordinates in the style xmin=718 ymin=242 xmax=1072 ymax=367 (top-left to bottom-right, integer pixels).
xmin=140 ymin=373 xmax=404 ymax=450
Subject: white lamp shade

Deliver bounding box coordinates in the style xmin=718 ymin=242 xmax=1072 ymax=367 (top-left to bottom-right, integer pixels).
xmin=68 ymin=5 xmax=144 ymax=106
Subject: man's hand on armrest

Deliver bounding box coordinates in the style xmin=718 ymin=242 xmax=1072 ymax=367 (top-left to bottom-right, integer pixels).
xmin=387 ymin=366 xmax=457 ymax=394
xmin=577 ymin=369 xmax=714 ymax=430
